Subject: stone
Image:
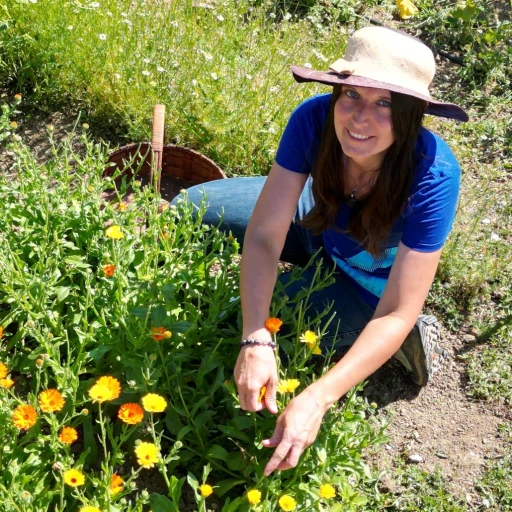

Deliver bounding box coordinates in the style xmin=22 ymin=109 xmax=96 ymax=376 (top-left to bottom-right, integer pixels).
xmin=408 ymin=454 xmax=423 ymax=463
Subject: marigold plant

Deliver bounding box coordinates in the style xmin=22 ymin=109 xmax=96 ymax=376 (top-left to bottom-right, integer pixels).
xmin=39 ymin=389 xmax=65 ymax=413
xmin=118 ymin=403 xmax=144 ymax=425
xmin=105 ymin=225 xmax=124 ymax=239
xmin=59 ymin=426 xmax=78 ymax=445
xmin=142 ymin=393 xmax=167 ymax=413
xmin=151 ymin=326 xmax=166 ymax=341
xmin=247 ymin=489 xmax=262 ymax=505
xmin=0 ymin=361 xmax=7 ymax=379
xmin=319 ymin=483 xmax=336 ymax=499
xmin=258 ymin=386 xmax=266 ymax=403
xmin=134 ymin=442 xmax=159 ymax=468
xmin=0 ymin=378 xmax=14 ymax=389
xmin=277 ymin=379 xmax=300 ymax=394
xmin=96 ymin=376 xmax=121 ymax=399
xmin=103 ymin=264 xmax=115 ymax=277
xmin=199 ymin=484 xmax=213 ymax=498
xmin=88 ymin=384 xmax=114 ymax=403
xmin=110 ymin=473 xmax=124 ymax=495
xmin=12 ymin=404 xmax=38 ymax=429
xmin=0 ymin=326 xmax=3 ymax=338
xmin=264 ymin=317 xmax=283 ymax=334
xmin=278 ymin=495 xmax=297 ymax=511
xmin=63 ymin=469 xmax=85 ymax=487
xmin=80 ymin=507 xmax=101 ymax=512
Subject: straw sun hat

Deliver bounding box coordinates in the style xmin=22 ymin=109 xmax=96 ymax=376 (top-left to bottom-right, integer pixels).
xmin=291 ymin=26 xmax=468 ymax=122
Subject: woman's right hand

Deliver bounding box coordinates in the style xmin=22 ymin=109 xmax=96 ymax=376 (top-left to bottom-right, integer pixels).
xmin=234 ymin=344 xmax=279 ymax=414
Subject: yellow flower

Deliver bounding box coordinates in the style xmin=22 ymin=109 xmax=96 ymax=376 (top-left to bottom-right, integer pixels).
xmin=135 ymin=442 xmax=159 ymax=468
xmin=0 ymin=378 xmax=14 ymax=389
xmin=39 ymin=389 xmax=65 ymax=413
xmin=277 ymin=379 xmax=300 ymax=394
xmin=199 ymin=484 xmax=213 ymax=498
xmin=10 ymin=121 xmax=17 ymax=128
xmin=0 ymin=326 xmax=3 ymax=338
xmin=247 ymin=489 xmax=262 ymax=505
xmin=0 ymin=362 xmax=7 ymax=379
xmin=258 ymin=386 xmax=266 ymax=403
xmin=313 ymin=346 xmax=322 ymax=355
xmin=299 ymin=330 xmax=317 ymax=347
xmin=164 ymin=330 xmax=172 ymax=339
xmin=96 ymin=376 xmax=121 ymax=399
xmin=80 ymin=507 xmax=101 ymax=512
xmin=278 ymin=495 xmax=297 ymax=511
xmin=13 ymin=404 xmax=38 ymax=429
xmin=118 ymin=403 xmax=144 ymax=425
xmin=319 ymin=483 xmax=336 ymax=499
xmin=59 ymin=426 xmax=78 ymax=445
xmin=14 ymin=94 xmax=22 ymax=101
xmin=118 ymin=202 xmax=127 ymax=211
xmin=110 ymin=473 xmax=124 ymax=495
xmin=88 ymin=384 xmax=114 ymax=403
xmin=142 ymin=393 xmax=167 ymax=413
xmin=265 ymin=317 xmax=282 ymax=334
xmin=105 ymin=225 xmax=124 ymax=239
xmin=63 ymin=469 xmax=85 ymax=487
xmin=397 ymin=0 xmax=419 ymax=19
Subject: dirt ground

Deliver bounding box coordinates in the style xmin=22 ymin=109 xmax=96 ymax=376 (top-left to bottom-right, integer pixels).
xmin=1 ymin=92 xmax=510 ymax=510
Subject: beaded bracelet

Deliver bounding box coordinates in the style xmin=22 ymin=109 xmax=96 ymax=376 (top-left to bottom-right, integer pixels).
xmin=240 ymin=338 xmax=276 ymax=350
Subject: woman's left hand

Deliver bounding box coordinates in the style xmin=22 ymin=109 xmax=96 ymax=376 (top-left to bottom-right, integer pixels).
xmin=262 ymin=387 xmax=330 ymax=475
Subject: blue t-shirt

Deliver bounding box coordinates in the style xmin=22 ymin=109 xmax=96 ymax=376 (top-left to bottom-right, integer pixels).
xmin=275 ymin=94 xmax=461 ymax=306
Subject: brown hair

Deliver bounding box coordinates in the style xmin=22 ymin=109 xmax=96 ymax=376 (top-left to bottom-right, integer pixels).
xmin=301 ymin=85 xmax=427 ymax=256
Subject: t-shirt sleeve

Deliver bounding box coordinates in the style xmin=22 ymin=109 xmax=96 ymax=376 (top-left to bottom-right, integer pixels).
xmin=274 ymin=95 xmax=329 ymax=174
xmin=401 ymin=137 xmax=461 ymax=252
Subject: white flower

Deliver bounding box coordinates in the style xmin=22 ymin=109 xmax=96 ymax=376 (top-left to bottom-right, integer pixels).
xmin=191 ymin=79 xmax=198 ymax=86
xmin=278 ymin=49 xmax=288 ymax=57
xmin=142 ymin=70 xmax=151 ymax=76
xmin=202 ymin=52 xmax=213 ymax=61
xmin=245 ymin=74 xmax=253 ymax=80
xmin=98 ymin=33 xmax=107 ymax=40
xmin=67 ymin=25 xmax=73 ymax=30
xmin=312 ymin=49 xmax=328 ymax=62
xmin=210 ymin=72 xmax=218 ymax=80
xmin=481 ymin=218 xmax=491 ymax=225
xmin=170 ymin=20 xmax=179 ymax=27
xmin=120 ymin=12 xmax=128 ymax=17
xmin=283 ymin=13 xmax=292 ymax=21
xmin=157 ymin=66 xmax=165 ymax=72
xmin=122 ymin=19 xmax=132 ymax=24
xmin=114 ymin=73 xmax=121 ymax=80
xmin=90 ymin=2 xmax=100 ymax=7
xmin=216 ymin=14 xmax=224 ymax=21
xmin=304 ymin=62 xmax=312 ymax=69
xmin=143 ymin=58 xmax=151 ymax=63
xmin=106 ymin=10 xmax=112 ymax=16
xmin=490 ymin=233 xmax=501 ymax=241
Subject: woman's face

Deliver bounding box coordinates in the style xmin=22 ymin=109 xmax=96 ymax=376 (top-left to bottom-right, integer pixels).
xmin=334 ymin=85 xmax=395 ymax=171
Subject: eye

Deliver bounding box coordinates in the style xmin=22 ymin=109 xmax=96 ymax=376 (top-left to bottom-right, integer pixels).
xmin=345 ymin=89 xmax=359 ymax=99
xmin=378 ymin=99 xmax=392 ymax=108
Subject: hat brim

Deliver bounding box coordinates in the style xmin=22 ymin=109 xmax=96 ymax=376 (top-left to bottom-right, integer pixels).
xmin=291 ymin=66 xmax=469 ymax=122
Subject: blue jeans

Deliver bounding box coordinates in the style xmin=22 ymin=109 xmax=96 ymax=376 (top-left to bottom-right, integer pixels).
xmin=172 ymin=177 xmax=376 ymax=349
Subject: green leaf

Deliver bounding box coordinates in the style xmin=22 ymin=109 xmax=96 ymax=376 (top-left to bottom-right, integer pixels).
xmin=214 ymin=478 xmax=246 ymax=497
xmin=149 ymin=493 xmax=176 ymax=512
xmin=218 ymin=425 xmax=251 ymax=443
xmin=226 ymin=451 xmax=247 ymax=471
xmin=64 ymin=255 xmax=90 ymax=269
xmin=230 ymin=415 xmax=253 ymax=430
xmin=161 ymin=283 xmax=176 ymax=301
xmin=129 ymin=307 xmax=149 ymax=318
xmin=152 ymin=305 xmax=168 ymax=326
xmin=206 ymin=444 xmax=229 ymax=462
xmin=88 ymin=345 xmax=112 ymax=360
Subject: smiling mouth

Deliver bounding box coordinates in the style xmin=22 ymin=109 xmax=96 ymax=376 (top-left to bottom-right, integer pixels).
xmin=348 ymin=130 xmax=372 ymax=140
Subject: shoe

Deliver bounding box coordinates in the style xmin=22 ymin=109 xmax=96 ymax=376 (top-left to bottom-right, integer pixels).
xmin=393 ymin=315 xmax=448 ymax=386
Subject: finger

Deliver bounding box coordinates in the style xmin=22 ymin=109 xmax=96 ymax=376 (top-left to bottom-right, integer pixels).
xmin=262 ymin=421 xmax=284 ymax=448
xmin=275 ymin=445 xmax=304 ymax=471
xmin=264 ymin=440 xmax=292 ymax=476
xmin=238 ymin=393 xmax=247 ymax=411
xmin=263 ymin=378 xmax=278 ymax=415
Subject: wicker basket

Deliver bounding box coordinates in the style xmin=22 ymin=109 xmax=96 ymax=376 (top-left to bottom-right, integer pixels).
xmin=103 ymin=105 xmax=226 ymax=202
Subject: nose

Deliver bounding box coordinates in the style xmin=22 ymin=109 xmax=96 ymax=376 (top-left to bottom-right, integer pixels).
xmin=352 ymin=101 xmax=372 ymax=125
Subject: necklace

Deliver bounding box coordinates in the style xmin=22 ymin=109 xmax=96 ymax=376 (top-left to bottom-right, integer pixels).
xmin=346 ymin=186 xmax=359 ymax=208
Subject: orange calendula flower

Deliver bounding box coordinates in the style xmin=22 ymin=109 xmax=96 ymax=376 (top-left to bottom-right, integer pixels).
xmin=258 ymin=386 xmax=266 ymax=403
xmin=59 ymin=426 xmax=78 ymax=445
xmin=88 ymin=384 xmax=114 ymax=403
xmin=151 ymin=326 xmax=166 ymax=341
xmin=199 ymin=484 xmax=213 ymax=498
xmin=103 ymin=264 xmax=115 ymax=277
xmin=110 ymin=473 xmax=124 ymax=495
xmin=0 ymin=362 xmax=7 ymax=379
xmin=141 ymin=393 xmax=167 ymax=413
xmin=0 ymin=378 xmax=14 ymax=389
xmin=134 ymin=441 xmax=159 ymax=468
xmin=63 ymin=468 xmax=85 ymax=487
xmin=105 ymin=225 xmax=124 ymax=239
xmin=265 ymin=317 xmax=283 ymax=334
xmin=39 ymin=389 xmax=66 ymax=413
xmin=96 ymin=376 xmax=121 ymax=399
xmin=118 ymin=403 xmax=144 ymax=425
xmin=12 ymin=404 xmax=38 ymax=429
xmin=397 ymin=0 xmax=419 ymax=19
xmin=0 ymin=326 xmax=3 ymax=338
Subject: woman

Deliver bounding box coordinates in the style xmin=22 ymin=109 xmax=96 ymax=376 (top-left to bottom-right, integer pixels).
xmin=177 ymin=26 xmax=468 ymax=476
